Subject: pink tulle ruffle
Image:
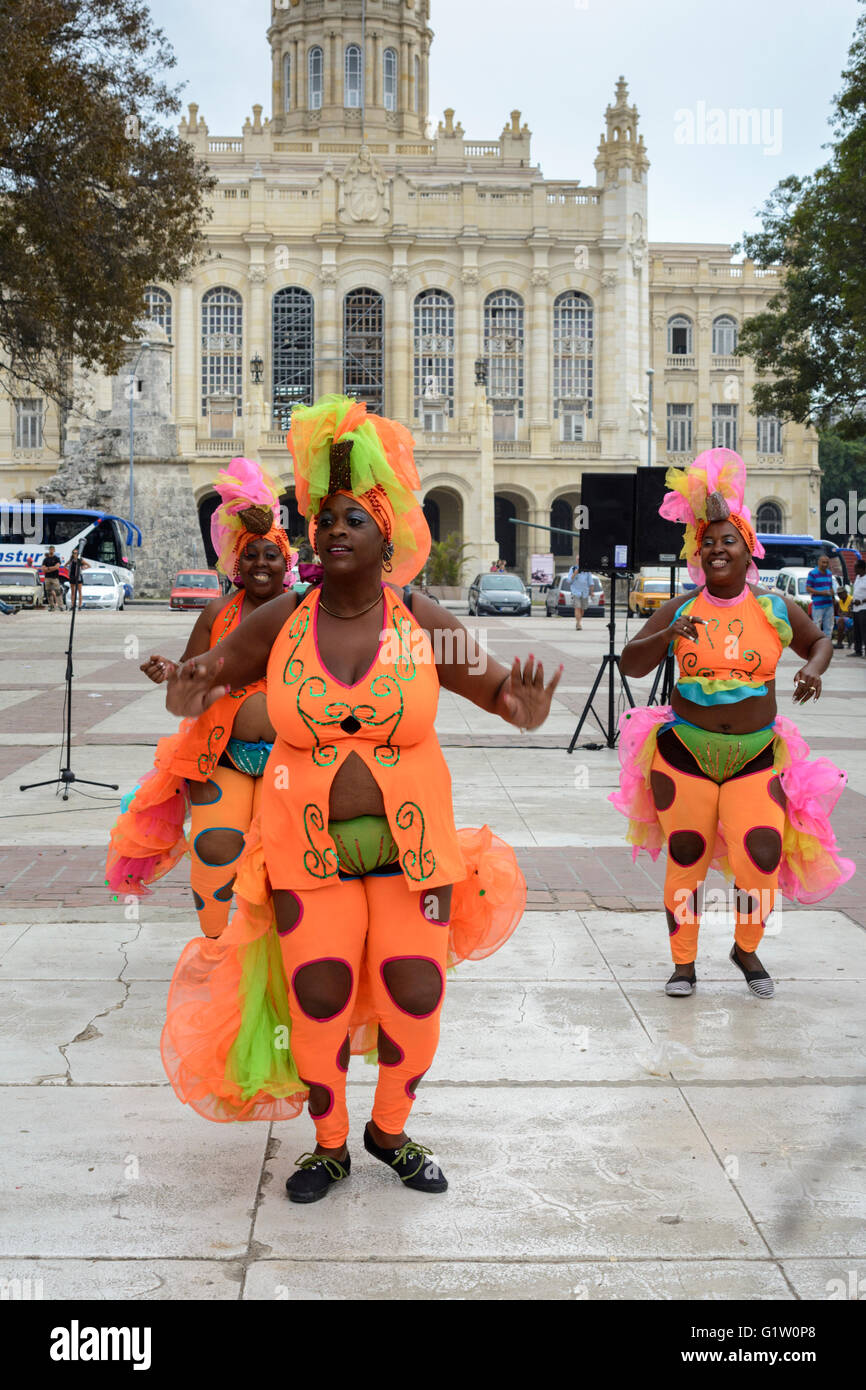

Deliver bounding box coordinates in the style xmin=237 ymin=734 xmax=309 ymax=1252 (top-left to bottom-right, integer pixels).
xmin=609 ymin=706 xmax=855 ymax=904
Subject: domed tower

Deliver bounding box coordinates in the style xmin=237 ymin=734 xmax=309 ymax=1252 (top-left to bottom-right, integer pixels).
xmin=268 ymin=0 xmax=432 ymax=141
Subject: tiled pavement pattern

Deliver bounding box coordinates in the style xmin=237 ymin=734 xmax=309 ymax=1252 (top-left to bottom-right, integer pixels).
xmin=1 ymin=604 xmax=864 ymax=1300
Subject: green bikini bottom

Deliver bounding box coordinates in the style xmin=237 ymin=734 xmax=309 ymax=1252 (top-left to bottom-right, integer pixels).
xmin=662 ymin=718 xmax=776 ymax=784
xmin=328 ymin=814 xmax=400 ymax=878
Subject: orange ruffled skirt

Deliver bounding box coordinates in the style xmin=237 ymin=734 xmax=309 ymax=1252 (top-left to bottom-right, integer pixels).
xmin=160 ymin=822 xmax=526 ymax=1122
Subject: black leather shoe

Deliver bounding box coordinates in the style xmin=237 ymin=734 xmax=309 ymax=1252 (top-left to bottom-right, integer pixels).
xmin=285 ymin=1150 xmax=351 ymax=1203
xmin=363 ymin=1123 xmax=448 ymax=1193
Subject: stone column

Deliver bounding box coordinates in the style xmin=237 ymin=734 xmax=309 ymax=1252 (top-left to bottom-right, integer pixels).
xmin=365 ymin=31 xmax=375 ymax=118
xmin=318 ymin=261 xmax=340 ymax=395
xmin=458 ymin=264 xmax=481 ymax=433
xmin=296 ymin=39 xmax=305 ymax=112
xmin=389 ymin=264 xmax=410 ymax=424
xmin=400 ymin=38 xmax=410 ymax=114
xmin=372 ymin=33 xmax=380 ymax=107
xmin=176 ymin=280 xmax=197 ymax=457
xmin=529 ymin=265 xmax=550 ymax=454
xmin=246 ymin=263 xmax=267 ymax=455
xmin=328 ymin=31 xmax=338 ymax=109
xmin=470 ymin=381 xmax=498 ymax=570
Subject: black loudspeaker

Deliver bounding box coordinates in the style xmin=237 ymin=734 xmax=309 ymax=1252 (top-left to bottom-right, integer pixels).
xmin=579 ymin=473 xmax=637 ymax=572
xmin=635 ymin=467 xmax=683 ymax=569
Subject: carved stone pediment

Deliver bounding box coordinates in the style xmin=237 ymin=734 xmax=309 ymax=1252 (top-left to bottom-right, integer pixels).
xmin=338 ymin=145 xmax=391 ymax=226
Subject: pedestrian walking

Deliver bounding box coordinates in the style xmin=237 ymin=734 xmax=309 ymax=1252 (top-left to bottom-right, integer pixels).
xmin=806 ymin=554 xmax=836 ymax=638
xmin=566 ymin=559 xmax=592 ymax=629
xmin=42 ymin=546 xmax=63 ymax=611
xmin=850 ymin=559 xmax=866 ymax=658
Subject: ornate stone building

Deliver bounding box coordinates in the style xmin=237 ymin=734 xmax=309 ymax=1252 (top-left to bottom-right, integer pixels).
xmin=1 ymin=0 xmax=818 ymax=591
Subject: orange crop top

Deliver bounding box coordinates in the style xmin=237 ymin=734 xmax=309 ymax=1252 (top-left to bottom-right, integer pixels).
xmin=159 ymin=593 xmax=267 ymax=781
xmin=261 ymin=585 xmax=466 ymax=892
xmin=672 ymin=587 xmax=793 ymax=707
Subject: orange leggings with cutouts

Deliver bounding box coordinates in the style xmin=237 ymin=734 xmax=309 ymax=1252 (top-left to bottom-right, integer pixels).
xmin=650 ymin=739 xmax=787 ymax=965
xmin=274 ymin=872 xmax=450 ymax=1149
xmin=189 ymin=765 xmax=262 ymax=938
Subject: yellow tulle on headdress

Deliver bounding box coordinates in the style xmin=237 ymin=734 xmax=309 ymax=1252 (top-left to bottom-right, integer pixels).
xmin=286 ymin=395 xmax=431 ymax=586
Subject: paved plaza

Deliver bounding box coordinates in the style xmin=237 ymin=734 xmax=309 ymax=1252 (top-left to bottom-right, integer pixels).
xmin=1 ymin=602 xmax=864 ymax=1300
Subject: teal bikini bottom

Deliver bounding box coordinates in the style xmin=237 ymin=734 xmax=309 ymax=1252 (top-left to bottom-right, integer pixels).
xmin=220 ymin=738 xmax=274 ymax=778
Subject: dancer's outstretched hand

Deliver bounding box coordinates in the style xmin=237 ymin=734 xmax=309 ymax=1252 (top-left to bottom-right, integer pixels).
xmin=141 ymin=654 xmax=179 ymax=684
xmin=165 ymin=655 xmax=228 ymax=717
xmin=495 ymin=655 xmax=563 ymax=731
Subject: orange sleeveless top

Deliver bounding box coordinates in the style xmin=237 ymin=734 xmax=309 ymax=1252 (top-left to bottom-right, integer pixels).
xmin=261 ymin=585 xmax=465 ymax=892
xmin=672 ymin=587 xmax=793 ymax=707
xmin=161 ymin=592 xmax=267 ymax=781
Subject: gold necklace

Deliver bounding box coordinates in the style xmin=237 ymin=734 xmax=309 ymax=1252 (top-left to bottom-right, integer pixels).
xmin=318 ymin=590 xmax=383 ymax=620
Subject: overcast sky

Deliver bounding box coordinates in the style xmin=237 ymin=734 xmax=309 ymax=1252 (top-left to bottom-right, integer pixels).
xmin=146 ymin=0 xmax=863 ymax=247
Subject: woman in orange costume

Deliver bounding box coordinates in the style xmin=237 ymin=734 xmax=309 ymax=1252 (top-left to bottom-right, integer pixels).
xmin=106 ymin=460 xmax=294 ymax=938
xmin=161 ymin=395 xmax=562 ymax=1204
xmin=614 ymin=450 xmax=853 ymax=998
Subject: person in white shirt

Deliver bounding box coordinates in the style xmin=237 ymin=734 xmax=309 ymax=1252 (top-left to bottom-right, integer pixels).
xmin=850 ymin=560 xmax=866 ymax=658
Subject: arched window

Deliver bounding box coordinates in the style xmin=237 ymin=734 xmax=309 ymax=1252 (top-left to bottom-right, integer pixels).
xmin=550 ymin=497 xmax=574 ymax=558
xmin=344 ymin=288 xmax=385 ymax=415
xmin=756 ymin=501 xmax=783 ymax=534
xmin=667 ymin=314 xmax=692 ymax=356
xmin=308 ymin=46 xmax=323 ymax=111
xmin=553 ymin=291 xmax=594 ymax=439
xmin=383 ymin=48 xmax=397 ymax=112
xmin=414 ymin=290 xmax=455 ymax=422
xmin=201 ymin=287 xmax=243 ymax=424
xmin=413 ymin=54 xmax=420 ymax=112
xmin=143 ymin=286 xmax=172 ymax=341
xmin=345 ymin=44 xmax=362 ymax=108
xmin=272 ymin=287 xmax=314 ymax=431
xmin=283 ymin=54 xmax=291 ymax=113
xmin=712 ymin=314 xmax=738 ymax=355
xmin=484 ymin=290 xmax=524 ymax=440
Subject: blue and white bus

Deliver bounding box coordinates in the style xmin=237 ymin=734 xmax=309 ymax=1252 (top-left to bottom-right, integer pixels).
xmin=0 ymin=504 xmax=142 ymax=598
xmin=755 ymin=534 xmax=851 ymax=588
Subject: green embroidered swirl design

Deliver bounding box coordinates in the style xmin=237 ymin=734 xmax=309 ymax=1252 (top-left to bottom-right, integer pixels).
xmin=391 ymin=609 xmax=416 ymax=683
xmin=196 ymin=724 xmax=225 ymax=775
xmin=282 ymin=605 xmax=309 ymax=686
xmin=370 ymin=674 xmax=404 ymax=765
xmin=303 ymin=803 xmax=338 ymax=878
xmin=396 ymin=800 xmax=436 ymax=881
xmin=704 ymin=617 xmax=719 ymax=649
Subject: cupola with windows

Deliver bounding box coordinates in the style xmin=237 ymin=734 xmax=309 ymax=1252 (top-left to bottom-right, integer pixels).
xmin=268 ymin=0 xmax=431 ymax=141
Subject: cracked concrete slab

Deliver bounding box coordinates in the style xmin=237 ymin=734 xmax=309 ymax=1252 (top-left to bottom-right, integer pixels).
xmin=0 ymin=1259 xmax=244 ymax=1301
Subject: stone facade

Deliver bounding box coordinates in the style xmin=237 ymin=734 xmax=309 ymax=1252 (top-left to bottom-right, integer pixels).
xmin=0 ymin=0 xmax=819 ymax=592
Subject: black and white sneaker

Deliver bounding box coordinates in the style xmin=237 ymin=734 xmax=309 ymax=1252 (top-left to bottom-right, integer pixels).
xmin=665 ymin=969 xmax=697 ymax=997
xmin=363 ymin=1124 xmax=448 ymax=1193
xmin=729 ymin=944 xmax=775 ymax=999
xmin=285 ymin=1150 xmax=351 ymax=1204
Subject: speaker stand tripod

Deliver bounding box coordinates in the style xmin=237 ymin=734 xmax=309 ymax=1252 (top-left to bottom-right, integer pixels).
xmin=567 ymin=571 xmax=635 ymax=752
xmin=20 ymin=587 xmax=120 ymax=801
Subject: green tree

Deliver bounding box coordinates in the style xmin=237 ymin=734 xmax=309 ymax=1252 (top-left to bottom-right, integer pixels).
xmin=737 ymin=1 xmax=866 ymax=438
xmin=0 ymin=0 xmax=214 ymax=412
xmin=425 ymin=532 xmax=471 ymax=587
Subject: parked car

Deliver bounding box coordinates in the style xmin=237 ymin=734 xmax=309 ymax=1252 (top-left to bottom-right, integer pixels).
xmin=0 ymin=566 xmax=44 ymax=611
xmin=773 ymin=566 xmax=840 ymax=616
xmin=170 ymin=569 xmax=222 ymax=611
xmin=628 ymin=574 xmax=673 ymax=617
xmin=467 ymin=572 xmax=531 ymax=616
xmin=545 ymin=572 xmax=605 ymax=618
xmin=80 ymin=566 xmax=126 ymax=610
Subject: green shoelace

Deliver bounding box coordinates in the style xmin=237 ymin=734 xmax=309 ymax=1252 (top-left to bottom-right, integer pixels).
xmin=389 ymin=1141 xmax=434 ymax=1181
xmin=293 ymin=1151 xmax=349 ymax=1180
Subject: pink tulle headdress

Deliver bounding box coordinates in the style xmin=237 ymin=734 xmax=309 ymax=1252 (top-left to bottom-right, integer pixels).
xmin=659 ymin=448 xmax=765 ymax=586
xmin=209 ymin=458 xmax=294 ymax=580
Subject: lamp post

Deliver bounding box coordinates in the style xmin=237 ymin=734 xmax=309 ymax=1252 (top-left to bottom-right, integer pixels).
xmin=249 ymin=352 xmax=264 ymax=385
xmin=128 ymin=341 xmax=150 ymax=528
xmin=474 ymin=357 xmax=488 ymax=387
xmin=646 ymin=367 xmax=654 ymax=469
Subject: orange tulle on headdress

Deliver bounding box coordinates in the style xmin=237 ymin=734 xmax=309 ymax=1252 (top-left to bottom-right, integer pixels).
xmin=210 ymin=458 xmax=295 ymax=580
xmin=286 ymin=395 xmax=431 ymax=586
xmin=658 ymin=448 xmax=765 ymax=585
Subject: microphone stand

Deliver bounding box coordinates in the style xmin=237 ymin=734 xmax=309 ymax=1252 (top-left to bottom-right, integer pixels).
xmin=567 ymin=568 xmax=636 ymax=751
xmin=20 ymin=568 xmax=119 ymax=801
